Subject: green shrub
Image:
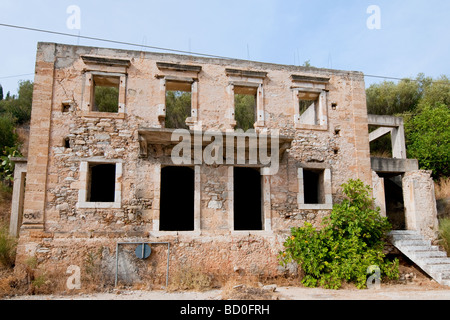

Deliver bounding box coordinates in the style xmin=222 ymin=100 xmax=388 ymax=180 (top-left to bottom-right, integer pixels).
xmin=279 ymin=179 xmax=399 ymax=289
xmin=0 ymin=145 xmax=22 ymax=183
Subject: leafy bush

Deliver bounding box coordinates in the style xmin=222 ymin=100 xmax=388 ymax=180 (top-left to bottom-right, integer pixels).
xmin=279 ymin=179 xmax=399 ymax=289
xmin=0 ymin=146 xmax=22 ymax=183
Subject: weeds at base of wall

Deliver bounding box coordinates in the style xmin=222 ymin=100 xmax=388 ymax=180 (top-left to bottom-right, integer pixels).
xmin=0 ymin=256 xmax=67 ymax=298
xmin=0 ymin=224 xmax=16 ymax=269
xmin=439 ymin=218 xmax=450 ymax=256
xmin=435 ymin=177 xmax=450 ymax=200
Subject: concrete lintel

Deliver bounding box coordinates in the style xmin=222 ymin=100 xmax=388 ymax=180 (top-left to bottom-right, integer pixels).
xmin=11 ymin=157 xmax=28 ymax=164
xmin=368 ymin=114 xmax=404 ymax=127
xmin=290 ymin=74 xmax=330 ymax=84
xmin=371 ymin=157 xmax=418 ymax=173
xmin=81 ymin=55 xmax=131 ymax=67
xmin=156 ymin=62 xmax=202 ymax=73
xmin=225 ymin=68 xmax=267 ymax=79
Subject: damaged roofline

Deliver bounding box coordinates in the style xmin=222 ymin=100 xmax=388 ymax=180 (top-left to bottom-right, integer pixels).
xmin=37 ymin=41 xmax=365 ymax=78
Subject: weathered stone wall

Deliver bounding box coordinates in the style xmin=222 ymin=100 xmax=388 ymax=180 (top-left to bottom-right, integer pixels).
xmin=402 ymin=170 xmax=439 ymax=240
xmin=15 ymin=42 xmax=373 ymax=284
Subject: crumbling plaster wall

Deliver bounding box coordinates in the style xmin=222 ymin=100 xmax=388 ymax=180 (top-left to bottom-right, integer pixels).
xmin=403 ymin=170 xmax=439 ymax=240
xmin=16 ymin=42 xmax=372 ymax=280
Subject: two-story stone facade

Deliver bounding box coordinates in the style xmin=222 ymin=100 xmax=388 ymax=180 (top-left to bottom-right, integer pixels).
xmin=10 ymin=42 xmax=437 ymax=286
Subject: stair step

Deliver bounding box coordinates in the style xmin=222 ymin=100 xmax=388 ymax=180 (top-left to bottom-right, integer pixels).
xmin=397 ymin=245 xmax=439 ymax=253
xmin=390 ymin=233 xmax=424 ymax=241
xmin=389 ymin=230 xmax=419 ymax=235
xmin=407 ymin=251 xmax=447 ymax=259
xmin=441 ymin=279 xmax=450 ymax=286
xmin=389 ymin=230 xmax=450 ymax=287
xmin=393 ymin=239 xmax=431 ymax=247
xmin=424 ymin=263 xmax=450 ymax=273
xmin=424 ymin=258 xmax=450 ymax=265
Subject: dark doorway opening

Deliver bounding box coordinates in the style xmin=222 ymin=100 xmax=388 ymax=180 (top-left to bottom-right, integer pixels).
xmin=160 ymin=166 xmax=195 ymax=231
xmin=88 ymin=163 xmax=116 ymax=202
xmin=233 ymin=167 xmax=263 ymax=230
xmin=383 ymin=174 xmax=406 ymax=230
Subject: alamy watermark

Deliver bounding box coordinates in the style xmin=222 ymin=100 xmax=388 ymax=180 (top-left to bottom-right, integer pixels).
xmin=170 ymin=128 xmax=280 ymax=175
xmin=66 ymin=5 xmax=81 ymax=30
xmin=366 ymin=265 xmax=381 ymax=289
xmin=66 ymin=265 xmax=81 ymax=290
xmin=367 ymin=5 xmax=381 ymax=30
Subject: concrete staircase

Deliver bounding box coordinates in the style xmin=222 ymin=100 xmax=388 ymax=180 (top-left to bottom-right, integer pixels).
xmin=389 ymin=230 xmax=450 ymax=287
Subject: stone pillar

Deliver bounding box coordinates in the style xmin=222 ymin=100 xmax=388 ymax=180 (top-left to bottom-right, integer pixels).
xmin=9 ymin=158 xmax=27 ymax=237
xmin=194 ymin=165 xmax=201 ymax=232
xmin=391 ymin=121 xmax=406 ymax=159
xmin=350 ymin=74 xmax=372 ymax=186
xmin=152 ymin=163 xmax=161 ymax=232
xmin=22 ymin=43 xmax=56 ymax=230
xmin=255 ymin=84 xmax=265 ymax=128
xmin=227 ymin=166 xmax=234 ymax=231
xmin=226 ymin=84 xmax=236 ymax=130
xmin=261 ymin=168 xmax=272 ymax=231
xmin=371 ymin=171 xmax=386 ymax=217
xmin=402 ymin=170 xmax=439 ymax=240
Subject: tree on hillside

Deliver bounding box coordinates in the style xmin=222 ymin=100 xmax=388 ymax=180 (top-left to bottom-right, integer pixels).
xmin=0 ymin=114 xmax=17 ymax=154
xmin=419 ymin=75 xmax=450 ymax=109
xmin=366 ymin=74 xmax=430 ymax=115
xmin=366 ymin=73 xmax=450 ymax=178
xmin=235 ymin=94 xmax=256 ymax=131
xmin=0 ymin=80 xmax=33 ymax=125
xmin=404 ymin=103 xmax=449 ymax=178
xmin=0 ymin=85 xmax=3 ymax=101
xmin=165 ymin=90 xmax=191 ymax=130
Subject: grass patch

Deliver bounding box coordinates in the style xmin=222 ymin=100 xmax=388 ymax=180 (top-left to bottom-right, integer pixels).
xmin=169 ymin=266 xmax=214 ymax=292
xmin=0 ymin=223 xmax=16 ymax=269
xmin=435 ymin=177 xmax=450 ymax=200
xmin=439 ymin=218 xmax=450 ymax=255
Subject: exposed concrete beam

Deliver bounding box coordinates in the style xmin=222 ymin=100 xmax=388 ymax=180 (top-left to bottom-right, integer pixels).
xmin=371 ymin=157 xmax=418 ymax=173
xmin=369 ymin=127 xmax=392 ymax=142
xmin=368 ymin=114 xmax=404 ymax=127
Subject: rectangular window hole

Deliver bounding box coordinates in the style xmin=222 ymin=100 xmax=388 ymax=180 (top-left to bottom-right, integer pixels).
xmin=160 ymin=166 xmax=195 ymax=231
xmin=298 ymin=91 xmax=320 ymax=126
xmin=88 ymin=163 xmax=116 ymax=202
xmin=234 ymin=87 xmax=257 ymax=131
xmin=64 ymin=137 xmax=71 ymax=149
xmin=303 ymin=169 xmax=325 ymax=204
xmin=233 ymin=167 xmax=263 ymax=231
xmin=165 ymin=81 xmax=192 ymax=130
xmin=92 ymin=75 xmax=120 ymax=113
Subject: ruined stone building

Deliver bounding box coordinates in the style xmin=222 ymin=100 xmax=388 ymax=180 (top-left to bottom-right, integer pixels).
xmin=9 ymin=42 xmax=439 ymax=285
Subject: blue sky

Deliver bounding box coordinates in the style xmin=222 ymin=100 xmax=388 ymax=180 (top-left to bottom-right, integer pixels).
xmin=0 ymin=0 xmax=449 ymax=95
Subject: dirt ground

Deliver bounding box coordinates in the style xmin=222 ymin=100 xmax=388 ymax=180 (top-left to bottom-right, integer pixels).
xmin=4 ymin=262 xmax=450 ymax=300
xmin=4 ymin=284 xmax=450 ymax=300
